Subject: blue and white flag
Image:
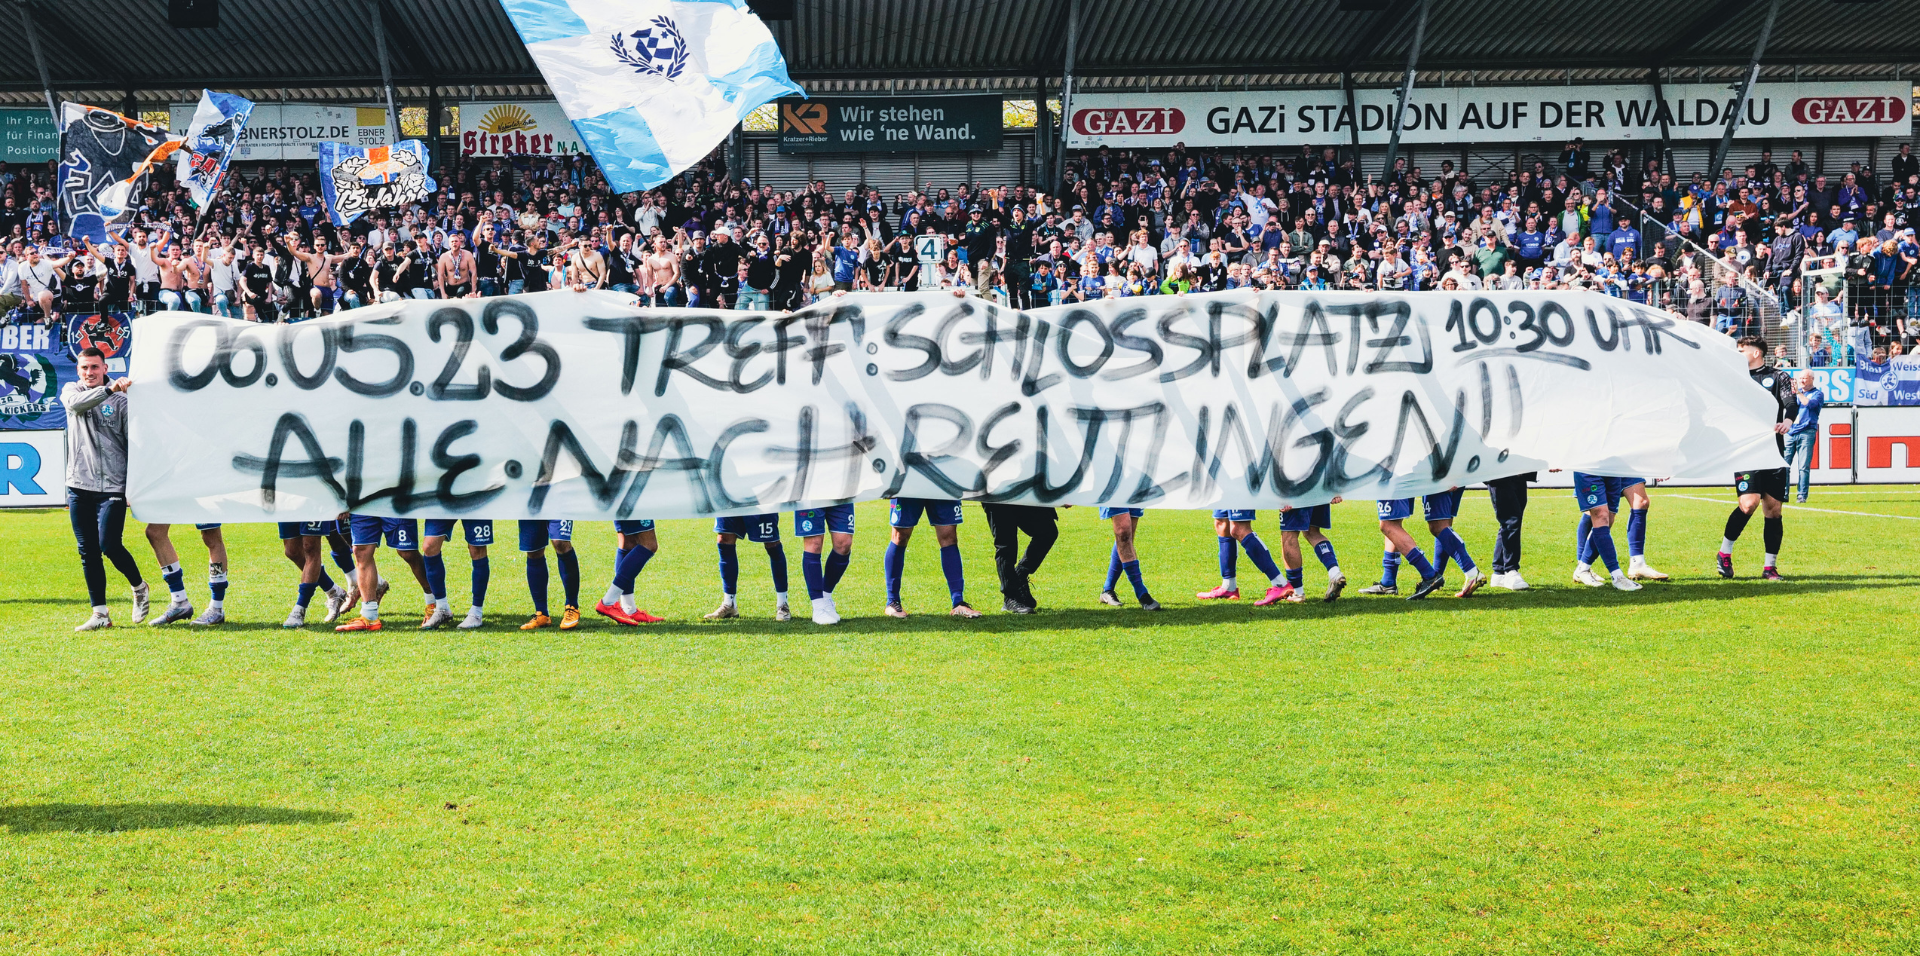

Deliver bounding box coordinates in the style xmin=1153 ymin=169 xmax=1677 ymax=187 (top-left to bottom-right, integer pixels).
xmin=173 ymin=90 xmax=255 ymax=210
xmin=317 ymin=140 xmax=437 ymax=226
xmin=498 ymin=0 xmax=803 ymax=193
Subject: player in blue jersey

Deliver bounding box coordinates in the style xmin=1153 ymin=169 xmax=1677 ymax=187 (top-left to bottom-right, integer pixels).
xmin=420 ymin=519 xmax=495 ymax=629
xmin=1096 ymin=507 xmax=1161 ymax=610
xmin=884 ymin=497 xmax=980 ymax=618
xmin=1364 ymin=494 xmax=1453 ymax=600
xmin=705 ymin=512 xmax=791 ymax=621
xmin=336 ymin=515 xmax=429 ymax=631
xmin=1572 ymin=477 xmax=1668 ymax=583
xmin=517 ymin=519 xmax=581 ymax=629
xmin=1568 ymin=473 xmax=1645 ymax=591
xmin=1277 ymin=500 xmax=1346 ymax=603
xmin=795 ymin=504 xmax=856 ymax=625
xmin=594 ymin=520 xmax=663 ymax=625
xmin=142 ymin=522 xmax=230 ymax=625
xmin=277 ymin=519 xmax=351 ymax=628
xmin=1195 ymin=509 xmax=1290 ymax=605
xmin=1425 ymin=486 xmax=1486 ymax=597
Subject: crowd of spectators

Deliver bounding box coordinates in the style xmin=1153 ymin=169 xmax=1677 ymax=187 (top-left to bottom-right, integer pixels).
xmin=2 ymin=131 xmax=1918 ymax=366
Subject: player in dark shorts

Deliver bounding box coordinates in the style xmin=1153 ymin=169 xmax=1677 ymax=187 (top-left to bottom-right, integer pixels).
xmin=1719 ymin=336 xmax=1797 ymax=580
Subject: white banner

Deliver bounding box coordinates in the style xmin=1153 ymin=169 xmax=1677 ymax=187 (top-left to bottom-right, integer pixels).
xmin=170 ymin=103 xmax=391 ymax=161
xmin=458 ymin=101 xmax=586 ymax=158
xmin=125 ymin=290 xmax=1785 ymax=523
xmin=1066 ymin=81 xmax=1913 ymax=148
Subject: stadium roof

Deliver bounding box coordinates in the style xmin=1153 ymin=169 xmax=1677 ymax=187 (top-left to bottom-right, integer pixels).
xmin=6 ymin=0 xmax=1920 ymax=108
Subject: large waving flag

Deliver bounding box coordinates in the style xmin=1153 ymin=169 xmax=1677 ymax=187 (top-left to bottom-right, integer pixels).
xmin=57 ymin=104 xmax=182 ymax=242
xmin=318 ymin=140 xmax=437 ymax=226
xmin=174 ymin=90 xmax=255 ymax=211
xmin=499 ymin=0 xmax=803 ymax=193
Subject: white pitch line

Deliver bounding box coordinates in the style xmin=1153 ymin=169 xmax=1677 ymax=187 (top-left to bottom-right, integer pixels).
xmin=1662 ymin=493 xmax=1920 ymax=521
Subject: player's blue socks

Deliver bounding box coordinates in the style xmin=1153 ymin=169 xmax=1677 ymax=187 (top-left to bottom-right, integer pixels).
xmin=208 ymin=563 xmax=228 ymax=605
xmin=802 ymin=550 xmax=826 ymax=600
xmin=161 ymin=562 xmax=186 ymax=600
xmin=329 ymin=548 xmax=354 ymax=579
xmin=471 ymin=557 xmax=489 ymax=607
xmin=1217 ymin=536 xmax=1236 ymax=580
xmin=296 ymin=581 xmax=318 ymax=608
xmin=1587 ymin=524 xmax=1621 ymax=572
xmin=527 ymin=553 xmax=549 ymax=615
xmin=1627 ymin=508 xmax=1648 ymax=558
xmin=1436 ymin=528 xmax=1476 ymax=572
xmin=1430 ymin=536 xmax=1453 ymax=577
xmin=1313 ymin=540 xmax=1338 ymax=571
xmin=1576 ymin=513 xmax=1593 ymax=562
xmin=1122 ymin=559 xmax=1149 ymax=599
xmin=1286 ymin=567 xmax=1304 ymax=589
xmin=883 ymin=542 xmax=905 ymax=604
xmin=1404 ymin=547 xmax=1437 ymax=580
xmin=1239 ymin=533 xmax=1281 ymax=583
xmin=316 ymin=569 xmax=335 ymax=592
xmin=423 ymin=553 xmax=447 ymax=602
xmin=556 ymin=548 xmax=580 ymax=607
xmin=611 ymin=544 xmax=653 ymax=592
xmin=824 ymin=548 xmax=851 ymax=594
xmin=939 ymin=544 xmax=966 ymax=606
xmin=717 ymin=542 xmax=740 ymax=597
xmin=766 ymin=542 xmax=789 ymax=596
xmin=1105 ymin=548 xmax=1123 ymax=592
xmin=1380 ymin=548 xmax=1401 ymax=587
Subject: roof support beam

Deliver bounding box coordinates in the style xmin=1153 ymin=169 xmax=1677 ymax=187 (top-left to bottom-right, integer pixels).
xmin=16 ymin=1 xmax=59 ymax=124
xmin=1649 ymin=0 xmax=1756 ymax=69
xmin=1340 ymin=71 xmax=1361 ymax=162
xmin=1382 ymin=0 xmax=1429 ymax=184
xmin=1711 ymin=0 xmax=1780 ymax=181
xmin=377 ymin=0 xmax=438 ymax=83
xmin=1336 ymin=0 xmax=1417 ymax=74
xmin=1052 ymin=0 xmax=1080 ymax=192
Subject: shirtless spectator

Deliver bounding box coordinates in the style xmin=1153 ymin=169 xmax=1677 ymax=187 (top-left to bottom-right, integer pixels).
xmin=437 ymin=232 xmax=480 ymax=298
xmin=642 ymin=235 xmax=681 ymax=306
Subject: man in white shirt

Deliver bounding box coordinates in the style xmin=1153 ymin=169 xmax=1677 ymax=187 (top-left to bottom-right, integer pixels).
xmin=1242 ymin=183 xmax=1277 ymax=231
xmin=126 ymin=227 xmax=160 ymax=309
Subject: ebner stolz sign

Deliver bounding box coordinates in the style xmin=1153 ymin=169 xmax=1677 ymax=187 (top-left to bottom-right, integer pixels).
xmin=778 ymin=96 xmax=1002 ymax=153
xmin=1066 ymin=81 xmax=1913 ymax=148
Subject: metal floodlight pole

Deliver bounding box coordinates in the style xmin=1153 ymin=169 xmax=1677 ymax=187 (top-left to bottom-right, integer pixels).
xmin=1649 ymin=67 xmax=1672 ymax=173
xmin=372 ymin=0 xmax=401 ymax=143
xmin=1053 ymin=0 xmax=1080 ymax=193
xmin=1034 ymin=74 xmax=1051 ymax=188
xmin=1712 ymin=0 xmax=1780 ymax=182
xmin=19 ymin=1 xmax=59 ymax=125
xmin=1382 ymin=0 xmax=1430 ymax=185
xmin=1340 ymin=71 xmax=1360 ymax=167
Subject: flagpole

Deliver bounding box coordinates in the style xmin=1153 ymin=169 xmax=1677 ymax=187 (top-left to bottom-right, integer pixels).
xmin=372 ymin=0 xmax=401 ymax=144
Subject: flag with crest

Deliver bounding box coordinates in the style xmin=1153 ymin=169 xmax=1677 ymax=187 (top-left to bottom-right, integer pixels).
xmin=173 ymin=90 xmax=255 ymax=211
xmin=497 ymin=0 xmax=803 ymax=193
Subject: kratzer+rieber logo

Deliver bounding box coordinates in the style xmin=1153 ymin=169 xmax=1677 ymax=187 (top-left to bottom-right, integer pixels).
xmin=782 ymin=103 xmax=827 ymax=134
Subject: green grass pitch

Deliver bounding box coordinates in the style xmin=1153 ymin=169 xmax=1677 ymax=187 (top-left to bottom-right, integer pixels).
xmin=1 ymin=488 xmax=1916 ymax=954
